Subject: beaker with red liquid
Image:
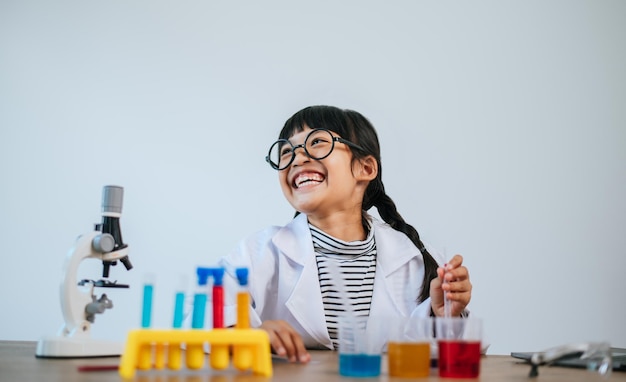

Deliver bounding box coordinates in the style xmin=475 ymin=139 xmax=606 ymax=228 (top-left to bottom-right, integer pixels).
xmin=436 ymin=317 xmax=482 ymax=378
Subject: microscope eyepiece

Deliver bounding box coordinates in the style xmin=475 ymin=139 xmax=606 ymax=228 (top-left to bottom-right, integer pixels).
xmin=102 ymin=185 xmax=124 ymax=216
xmin=99 ymin=185 xmax=131 ymax=278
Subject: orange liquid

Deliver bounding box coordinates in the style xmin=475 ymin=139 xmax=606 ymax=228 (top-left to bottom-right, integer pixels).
xmin=233 ymin=292 xmax=252 ymax=370
xmin=236 ymin=292 xmax=250 ymax=328
xmin=388 ymin=342 xmax=431 ymax=378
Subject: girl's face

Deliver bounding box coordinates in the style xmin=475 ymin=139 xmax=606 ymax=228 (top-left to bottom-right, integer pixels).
xmin=278 ymin=126 xmax=372 ymax=219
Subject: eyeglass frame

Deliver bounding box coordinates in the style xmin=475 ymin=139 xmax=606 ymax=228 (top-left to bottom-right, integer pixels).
xmin=265 ymin=128 xmax=366 ymax=170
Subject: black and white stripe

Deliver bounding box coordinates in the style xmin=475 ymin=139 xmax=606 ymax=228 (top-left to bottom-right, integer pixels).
xmin=310 ymin=224 xmax=377 ymax=350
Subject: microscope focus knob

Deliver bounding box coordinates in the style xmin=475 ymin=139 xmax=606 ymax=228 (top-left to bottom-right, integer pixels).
xmin=92 ymin=233 xmax=115 ymax=253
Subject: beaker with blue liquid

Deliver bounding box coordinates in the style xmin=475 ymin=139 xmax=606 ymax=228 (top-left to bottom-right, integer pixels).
xmin=337 ymin=315 xmax=383 ymax=377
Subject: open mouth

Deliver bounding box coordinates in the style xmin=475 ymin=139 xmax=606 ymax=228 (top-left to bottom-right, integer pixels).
xmin=293 ymin=172 xmax=325 ymax=189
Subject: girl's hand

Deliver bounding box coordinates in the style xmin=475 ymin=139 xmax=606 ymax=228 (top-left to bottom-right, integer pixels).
xmin=429 ymin=254 xmax=472 ymax=317
xmin=259 ymin=320 xmax=311 ymax=363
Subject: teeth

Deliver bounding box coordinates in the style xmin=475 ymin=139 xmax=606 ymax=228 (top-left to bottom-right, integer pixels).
xmin=295 ymin=173 xmax=323 ymax=188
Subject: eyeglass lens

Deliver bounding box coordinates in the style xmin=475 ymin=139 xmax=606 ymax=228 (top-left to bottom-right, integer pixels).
xmin=267 ymin=129 xmax=336 ymax=170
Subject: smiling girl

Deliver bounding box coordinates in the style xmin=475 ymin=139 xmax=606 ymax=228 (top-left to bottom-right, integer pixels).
xmin=219 ymin=105 xmax=472 ymax=363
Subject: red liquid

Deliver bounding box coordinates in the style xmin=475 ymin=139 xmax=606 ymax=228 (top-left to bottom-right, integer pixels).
xmin=438 ymin=340 xmax=481 ymax=378
xmin=212 ymin=285 xmax=224 ymax=328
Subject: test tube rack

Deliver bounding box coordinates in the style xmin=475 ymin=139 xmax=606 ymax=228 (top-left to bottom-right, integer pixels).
xmin=119 ymin=328 xmax=272 ymax=379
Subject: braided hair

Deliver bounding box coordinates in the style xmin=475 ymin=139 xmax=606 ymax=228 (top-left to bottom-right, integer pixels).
xmin=278 ymin=105 xmax=439 ymax=303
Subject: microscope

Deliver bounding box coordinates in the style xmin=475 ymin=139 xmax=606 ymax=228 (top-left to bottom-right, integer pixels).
xmin=36 ymin=185 xmax=133 ymax=358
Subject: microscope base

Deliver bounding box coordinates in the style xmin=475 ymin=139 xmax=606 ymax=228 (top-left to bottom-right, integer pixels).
xmin=35 ymin=336 xmax=123 ymax=358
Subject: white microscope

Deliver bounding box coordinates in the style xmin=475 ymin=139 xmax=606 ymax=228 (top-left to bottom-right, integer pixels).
xmin=36 ymin=185 xmax=133 ymax=358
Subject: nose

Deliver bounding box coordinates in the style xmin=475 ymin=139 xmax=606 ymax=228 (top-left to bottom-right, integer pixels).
xmin=291 ymin=143 xmax=310 ymax=166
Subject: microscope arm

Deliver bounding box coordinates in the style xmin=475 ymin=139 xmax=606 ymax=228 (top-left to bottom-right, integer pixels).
xmin=59 ymin=230 xmax=129 ymax=338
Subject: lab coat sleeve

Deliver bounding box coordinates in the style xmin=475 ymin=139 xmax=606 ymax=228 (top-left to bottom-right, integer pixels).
xmin=409 ymin=297 xmax=433 ymax=318
xmin=217 ymin=226 xmax=281 ymax=329
xmin=218 ymin=256 xmax=263 ymax=328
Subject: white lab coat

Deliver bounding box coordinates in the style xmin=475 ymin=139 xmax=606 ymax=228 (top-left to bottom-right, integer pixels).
xmin=218 ymin=213 xmax=444 ymax=350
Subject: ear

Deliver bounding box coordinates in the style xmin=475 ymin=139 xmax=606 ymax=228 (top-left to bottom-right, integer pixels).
xmin=355 ymin=155 xmax=378 ymax=182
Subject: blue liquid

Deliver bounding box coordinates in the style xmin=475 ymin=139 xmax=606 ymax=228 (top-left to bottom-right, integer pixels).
xmin=141 ymin=284 xmax=153 ymax=328
xmin=339 ymin=354 xmax=381 ymax=377
xmin=172 ymin=292 xmax=185 ymax=328
xmin=191 ymin=293 xmax=207 ymax=329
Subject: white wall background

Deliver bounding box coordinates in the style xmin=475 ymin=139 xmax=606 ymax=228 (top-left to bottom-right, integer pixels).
xmin=1 ymin=0 xmax=624 ymax=355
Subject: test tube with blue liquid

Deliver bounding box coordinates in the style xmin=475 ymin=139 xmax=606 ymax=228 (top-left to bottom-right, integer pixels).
xmin=192 ymin=268 xmax=210 ymax=329
xmin=139 ymin=274 xmax=155 ymax=370
xmin=167 ymin=274 xmax=187 ymax=370
xmin=186 ymin=267 xmax=211 ymax=369
xmin=141 ymin=274 xmax=154 ymax=328
xmin=172 ymin=275 xmax=187 ymax=329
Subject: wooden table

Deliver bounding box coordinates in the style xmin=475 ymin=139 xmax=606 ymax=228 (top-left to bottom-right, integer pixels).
xmin=1 ymin=341 xmax=623 ymax=381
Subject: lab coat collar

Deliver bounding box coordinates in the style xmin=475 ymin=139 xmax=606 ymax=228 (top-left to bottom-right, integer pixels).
xmin=272 ymin=213 xmax=331 ymax=348
xmin=271 ymin=213 xmax=312 ymax=266
xmin=274 ymin=213 xmax=420 ymax=272
xmin=271 ymin=213 xmax=422 ymax=348
xmin=371 ymin=217 xmax=422 ymax=277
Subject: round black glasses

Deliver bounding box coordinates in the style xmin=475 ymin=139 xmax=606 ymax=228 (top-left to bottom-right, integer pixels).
xmin=265 ymin=128 xmax=365 ymax=171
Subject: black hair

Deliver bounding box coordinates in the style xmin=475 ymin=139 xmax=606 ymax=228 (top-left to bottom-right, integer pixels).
xmin=278 ymin=105 xmax=439 ymax=303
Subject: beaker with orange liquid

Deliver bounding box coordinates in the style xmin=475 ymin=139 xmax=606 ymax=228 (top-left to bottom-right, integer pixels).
xmin=387 ymin=317 xmax=433 ymax=378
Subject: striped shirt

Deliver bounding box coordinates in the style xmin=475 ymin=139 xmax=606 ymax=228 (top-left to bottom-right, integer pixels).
xmin=310 ymin=223 xmax=377 ymax=350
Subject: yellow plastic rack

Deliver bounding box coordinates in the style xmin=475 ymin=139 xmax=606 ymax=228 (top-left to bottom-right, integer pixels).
xmin=119 ymin=328 xmax=272 ymax=379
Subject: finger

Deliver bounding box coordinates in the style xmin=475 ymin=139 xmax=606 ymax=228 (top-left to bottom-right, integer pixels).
xmin=445 ymin=266 xmax=469 ymax=282
xmin=436 ymin=266 xmax=446 ymax=281
xmin=267 ymin=330 xmax=288 ymax=357
xmin=444 ymin=278 xmax=472 ymax=293
xmin=291 ymin=333 xmax=311 ymax=363
xmin=430 ymin=276 xmax=443 ymax=297
xmin=273 ymin=327 xmax=299 ymax=361
xmin=446 ymin=283 xmax=472 ymax=306
xmin=446 ymin=285 xmax=472 ymax=298
xmin=433 ymin=269 xmax=444 ymax=286
xmin=431 ymin=274 xmax=444 ymax=295
xmin=447 ymin=291 xmax=471 ymax=307
xmin=446 ymin=254 xmax=464 ymax=269
xmin=261 ymin=321 xmax=290 ymax=357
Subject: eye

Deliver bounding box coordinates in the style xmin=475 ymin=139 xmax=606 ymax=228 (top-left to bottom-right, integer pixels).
xmin=308 ymin=131 xmax=332 ymax=147
xmin=310 ymin=137 xmax=325 ymax=146
xmin=280 ymin=146 xmax=293 ymax=157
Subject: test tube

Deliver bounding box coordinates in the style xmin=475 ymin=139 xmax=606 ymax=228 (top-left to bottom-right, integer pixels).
xmin=192 ymin=269 xmax=209 ymax=329
xmin=172 ymin=275 xmax=187 ymax=328
xmin=211 ymin=268 xmax=225 ymax=329
xmin=168 ymin=275 xmax=187 ymax=370
xmin=235 ymin=268 xmax=250 ymax=329
xmin=233 ymin=267 xmax=252 ymax=370
xmin=209 ymin=267 xmax=229 ymax=370
xmin=442 ymin=247 xmax=452 ymax=319
xmin=138 ymin=274 xmax=154 ymax=370
xmin=187 ymin=267 xmax=211 ymax=370
xmin=141 ymin=274 xmax=155 ymax=328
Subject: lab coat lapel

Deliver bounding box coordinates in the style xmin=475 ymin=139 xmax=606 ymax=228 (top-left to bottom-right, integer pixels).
xmin=272 ymin=214 xmax=332 ymax=348
xmin=369 ymin=219 xmax=420 ymax=317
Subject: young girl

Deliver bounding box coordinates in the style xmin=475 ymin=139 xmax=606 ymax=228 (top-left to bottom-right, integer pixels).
xmin=219 ymin=105 xmax=472 ymax=363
